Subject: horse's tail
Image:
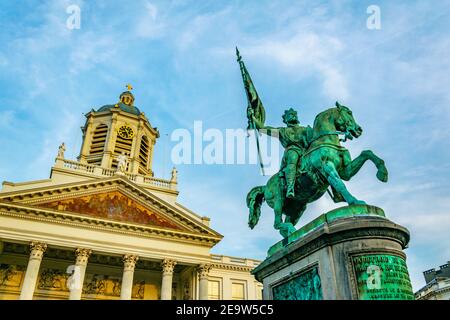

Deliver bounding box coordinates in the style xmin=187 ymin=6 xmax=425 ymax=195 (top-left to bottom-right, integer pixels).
xmin=246 ymin=186 xmax=266 ymax=229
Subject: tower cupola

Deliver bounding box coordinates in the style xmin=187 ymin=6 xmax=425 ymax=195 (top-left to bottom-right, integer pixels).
xmin=78 ymin=85 xmax=159 ymax=176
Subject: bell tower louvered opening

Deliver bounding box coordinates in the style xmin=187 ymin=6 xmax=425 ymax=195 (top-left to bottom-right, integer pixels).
xmin=87 ymin=124 xmax=108 ymax=165
xmin=138 ymin=136 xmax=150 ymax=175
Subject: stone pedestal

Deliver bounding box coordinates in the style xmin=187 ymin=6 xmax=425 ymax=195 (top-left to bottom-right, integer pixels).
xmin=252 ymin=205 xmax=414 ymax=300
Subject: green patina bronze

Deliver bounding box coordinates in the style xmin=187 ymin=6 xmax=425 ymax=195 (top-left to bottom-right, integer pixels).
xmin=237 ymin=49 xmax=389 ymax=238
xmin=352 ymin=254 xmax=414 ymax=300
xmin=272 ymin=266 xmax=322 ymax=300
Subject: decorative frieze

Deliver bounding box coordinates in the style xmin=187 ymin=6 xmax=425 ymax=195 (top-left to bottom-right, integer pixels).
xmin=0 ymin=264 xmax=25 ymax=288
xmin=38 ymin=269 xmax=69 ymax=291
xmin=83 ymin=275 xmax=120 ymax=296
xmin=133 ymin=280 xmax=146 ymax=299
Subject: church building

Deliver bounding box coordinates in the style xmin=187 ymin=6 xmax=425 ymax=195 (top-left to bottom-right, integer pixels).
xmin=0 ymin=86 xmax=262 ymax=300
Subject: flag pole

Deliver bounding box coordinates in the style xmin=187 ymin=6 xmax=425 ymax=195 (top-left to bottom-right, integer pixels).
xmin=236 ymin=47 xmax=265 ymax=176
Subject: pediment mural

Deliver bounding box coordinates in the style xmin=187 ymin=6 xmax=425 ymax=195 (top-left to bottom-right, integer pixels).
xmin=36 ymin=191 xmax=182 ymax=231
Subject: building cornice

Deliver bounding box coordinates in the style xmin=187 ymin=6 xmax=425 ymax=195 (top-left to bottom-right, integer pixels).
xmin=415 ymin=281 xmax=450 ymax=300
xmin=0 ymin=201 xmax=221 ymax=247
xmin=87 ymin=108 xmax=159 ymax=137
xmin=209 ymin=263 xmax=255 ymax=273
xmin=0 ymin=176 xmax=222 ymax=239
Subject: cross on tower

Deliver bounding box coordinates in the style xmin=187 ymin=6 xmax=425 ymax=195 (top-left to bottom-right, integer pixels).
xmin=126 ymin=84 xmax=133 ymax=91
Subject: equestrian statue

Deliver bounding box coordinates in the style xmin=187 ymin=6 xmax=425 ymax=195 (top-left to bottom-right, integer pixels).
xmin=237 ymin=48 xmax=389 ymax=238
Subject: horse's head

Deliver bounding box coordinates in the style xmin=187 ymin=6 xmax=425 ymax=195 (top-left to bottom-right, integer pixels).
xmin=333 ymin=101 xmax=362 ymax=140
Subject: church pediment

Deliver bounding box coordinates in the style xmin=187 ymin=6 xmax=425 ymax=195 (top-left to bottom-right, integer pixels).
xmin=35 ymin=190 xmax=183 ymax=231
xmin=0 ymin=176 xmax=222 ymax=241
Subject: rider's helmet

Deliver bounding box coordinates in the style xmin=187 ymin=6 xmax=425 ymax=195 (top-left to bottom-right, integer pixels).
xmin=282 ymin=108 xmax=300 ymax=125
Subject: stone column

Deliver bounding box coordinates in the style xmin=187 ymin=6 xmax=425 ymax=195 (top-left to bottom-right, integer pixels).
xmin=20 ymin=241 xmax=47 ymax=300
xmin=68 ymin=248 xmax=92 ymax=300
xmin=120 ymin=254 xmax=139 ymax=300
xmin=198 ymin=264 xmax=212 ymax=300
xmin=160 ymin=259 xmax=177 ymax=300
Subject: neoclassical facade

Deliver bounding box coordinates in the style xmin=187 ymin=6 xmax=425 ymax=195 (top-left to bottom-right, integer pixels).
xmin=0 ymin=87 xmax=262 ymax=300
xmin=415 ymin=262 xmax=450 ymax=300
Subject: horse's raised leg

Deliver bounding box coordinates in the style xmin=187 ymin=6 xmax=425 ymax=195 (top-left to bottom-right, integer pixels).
xmin=321 ymin=161 xmax=366 ymax=205
xmin=341 ymin=150 xmax=388 ymax=182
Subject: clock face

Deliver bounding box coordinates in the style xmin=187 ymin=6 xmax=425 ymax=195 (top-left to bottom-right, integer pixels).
xmin=118 ymin=125 xmax=134 ymax=139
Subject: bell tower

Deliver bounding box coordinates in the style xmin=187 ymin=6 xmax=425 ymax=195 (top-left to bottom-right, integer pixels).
xmin=78 ymin=85 xmax=159 ymax=176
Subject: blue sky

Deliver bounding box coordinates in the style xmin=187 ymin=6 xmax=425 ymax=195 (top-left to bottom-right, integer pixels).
xmin=0 ymin=0 xmax=449 ymax=292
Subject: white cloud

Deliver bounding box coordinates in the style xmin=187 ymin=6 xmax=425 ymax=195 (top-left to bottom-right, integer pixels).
xmin=27 ymin=110 xmax=79 ymax=175
xmin=207 ymin=15 xmax=350 ymax=100
xmin=175 ymin=7 xmax=232 ymax=52
xmin=135 ymin=1 xmax=165 ymax=39
xmin=69 ymin=33 xmax=117 ymax=74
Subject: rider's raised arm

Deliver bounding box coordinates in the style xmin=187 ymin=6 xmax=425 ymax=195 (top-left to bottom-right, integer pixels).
xmin=252 ymin=116 xmax=279 ymax=137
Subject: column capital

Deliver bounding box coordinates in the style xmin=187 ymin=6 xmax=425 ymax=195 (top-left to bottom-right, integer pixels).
xmin=122 ymin=254 xmax=139 ymax=271
xmin=75 ymin=248 xmax=92 ymax=265
xmin=161 ymin=259 xmax=177 ymax=275
xmin=197 ymin=264 xmax=212 ymax=279
xmin=29 ymin=241 xmax=47 ymax=260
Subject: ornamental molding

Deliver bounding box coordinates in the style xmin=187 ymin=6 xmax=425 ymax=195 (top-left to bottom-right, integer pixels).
xmin=2 ymin=182 xmax=185 ymax=229
xmin=209 ymin=263 xmax=254 ymax=272
xmin=0 ymin=177 xmax=222 ymax=241
xmin=0 ymin=202 xmax=221 ymax=247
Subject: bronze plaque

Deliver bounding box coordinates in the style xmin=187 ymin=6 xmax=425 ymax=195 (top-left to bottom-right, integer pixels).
xmin=352 ymin=254 xmax=414 ymax=300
